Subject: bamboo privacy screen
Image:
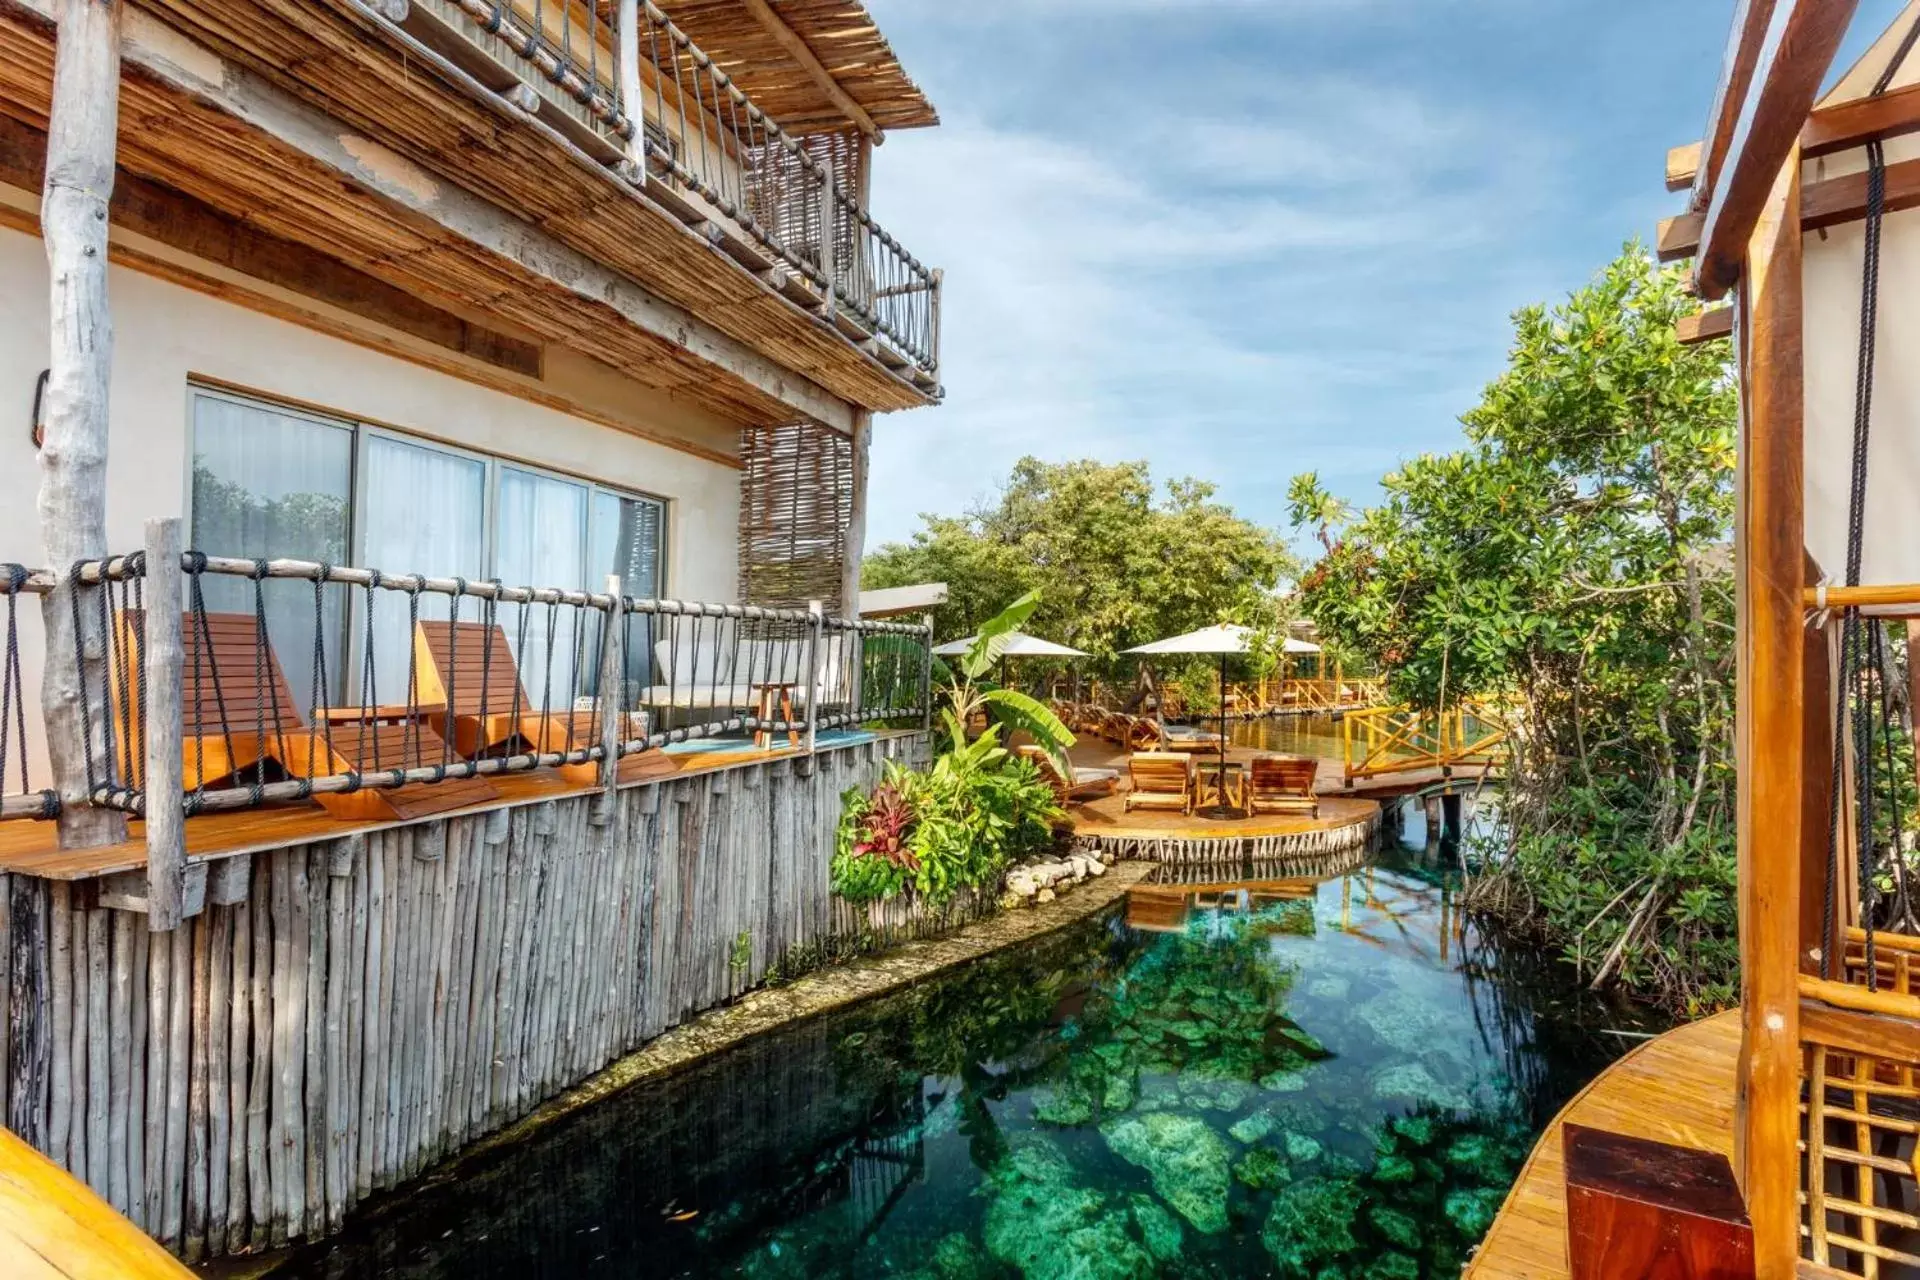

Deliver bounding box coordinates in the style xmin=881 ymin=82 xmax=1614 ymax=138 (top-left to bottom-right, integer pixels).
xmin=738 ymin=421 xmax=851 ymax=614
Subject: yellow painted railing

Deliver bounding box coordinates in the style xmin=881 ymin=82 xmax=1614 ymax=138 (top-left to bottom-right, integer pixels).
xmin=1341 ymin=701 xmax=1510 ymax=781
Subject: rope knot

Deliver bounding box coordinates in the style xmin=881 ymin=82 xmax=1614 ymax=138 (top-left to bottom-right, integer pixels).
xmin=3 ymin=564 xmax=24 ymax=594
xmin=184 ymin=551 xmax=208 ymax=574
xmin=251 ymin=558 xmax=270 ymax=581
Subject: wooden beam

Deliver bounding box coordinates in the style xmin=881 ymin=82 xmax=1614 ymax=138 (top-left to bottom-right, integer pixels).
xmin=1677 ymin=306 xmax=1735 ymax=345
xmin=1696 ymin=0 xmax=1861 ymax=300
xmin=1733 ymin=143 xmax=1806 ymax=1277
xmin=39 ymin=0 xmax=128 ymax=850
xmin=1803 ymin=79 xmax=1920 ymax=157
xmin=737 ymin=0 xmax=882 ymax=141
xmin=1668 ymin=140 xmax=1704 ymax=192
xmin=1658 ymin=211 xmax=1706 ymax=262
xmin=1694 ymin=0 xmax=1779 ymax=214
xmin=1661 ymin=152 xmax=1920 ymax=262
xmin=840 ymin=408 xmax=871 ymax=619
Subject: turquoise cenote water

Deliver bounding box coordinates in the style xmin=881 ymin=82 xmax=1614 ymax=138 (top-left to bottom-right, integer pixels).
xmin=276 ymin=816 xmax=1660 ymax=1280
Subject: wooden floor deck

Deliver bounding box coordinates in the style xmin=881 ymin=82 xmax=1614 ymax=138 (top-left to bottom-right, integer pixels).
xmin=1064 ymin=739 xmax=1381 ymax=844
xmin=1466 ymin=1009 xmax=1741 ymax=1278
xmin=0 ymin=732 xmax=917 ymax=881
xmin=0 ymin=1127 xmax=192 ymax=1279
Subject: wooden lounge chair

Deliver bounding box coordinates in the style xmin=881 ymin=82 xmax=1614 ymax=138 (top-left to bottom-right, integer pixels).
xmin=412 ymin=619 xmax=671 ymax=785
xmin=116 ymin=610 xmax=497 ymax=821
xmin=1124 ymin=751 xmax=1193 ymax=814
xmin=1015 ymin=745 xmax=1118 ymax=805
xmin=1247 ymin=755 xmax=1320 ymax=817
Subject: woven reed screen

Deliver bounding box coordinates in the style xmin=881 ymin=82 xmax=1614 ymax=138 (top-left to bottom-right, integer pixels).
xmin=739 ymin=421 xmax=852 ymax=615
xmin=746 ymin=130 xmax=863 ymax=282
xmin=1799 ymin=929 xmax=1920 ymax=1275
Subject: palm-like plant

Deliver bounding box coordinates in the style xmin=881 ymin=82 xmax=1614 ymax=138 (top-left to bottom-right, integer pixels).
xmin=934 ymin=591 xmax=1077 ymax=778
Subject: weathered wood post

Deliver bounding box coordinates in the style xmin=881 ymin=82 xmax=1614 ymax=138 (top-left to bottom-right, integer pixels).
xmin=591 ymin=575 xmax=623 ymax=825
xmin=614 ymin=0 xmax=643 ymax=162
xmin=804 ymin=599 xmax=822 ymax=755
xmin=842 ymin=410 xmax=870 ymax=718
xmin=38 ymin=0 xmax=127 ymax=850
xmin=143 ymin=518 xmax=185 ymax=930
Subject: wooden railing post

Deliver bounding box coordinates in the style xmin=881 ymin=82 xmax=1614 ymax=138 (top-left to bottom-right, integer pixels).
xmin=591 ymin=575 xmax=623 ymax=823
xmin=919 ymin=614 xmax=933 ymax=733
xmin=804 ymin=599 xmax=822 ymax=754
xmin=142 ymin=519 xmax=185 ymax=932
xmin=38 ymin=0 xmax=127 ymax=851
xmin=614 ymin=0 xmax=642 ymax=162
xmin=1735 ymin=145 xmax=1806 ymax=1278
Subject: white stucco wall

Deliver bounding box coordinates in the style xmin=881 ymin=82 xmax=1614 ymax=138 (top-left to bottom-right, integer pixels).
xmin=0 ymin=221 xmax=742 ymax=596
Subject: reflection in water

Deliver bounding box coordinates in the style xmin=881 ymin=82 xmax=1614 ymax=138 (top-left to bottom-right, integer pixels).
xmin=274 ymin=841 xmax=1656 ymax=1280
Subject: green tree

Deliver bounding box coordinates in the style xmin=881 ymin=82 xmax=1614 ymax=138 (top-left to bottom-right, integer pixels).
xmin=864 ymin=458 xmax=1297 ymax=686
xmin=1296 ymin=246 xmax=1741 ymax=1013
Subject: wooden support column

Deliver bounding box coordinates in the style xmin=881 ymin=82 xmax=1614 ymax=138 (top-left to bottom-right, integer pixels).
xmin=1733 ymin=144 xmax=1805 ymax=1279
xmin=841 ymin=410 xmax=871 ymax=619
xmin=614 ymin=0 xmax=642 ymax=160
xmin=590 ymin=575 xmax=623 ymax=825
xmin=143 ymin=519 xmax=185 ymax=931
xmin=38 ymin=0 xmax=127 ymax=850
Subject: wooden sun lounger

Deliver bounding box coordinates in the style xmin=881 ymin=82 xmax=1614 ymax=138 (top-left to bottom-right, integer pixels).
xmin=1015 ymin=745 xmax=1118 ymax=805
xmin=116 ymin=610 xmax=497 ymax=821
xmin=413 ymin=619 xmax=670 ymax=785
xmin=1124 ymin=751 xmax=1193 ymax=814
xmin=1247 ymin=755 xmax=1320 ymax=817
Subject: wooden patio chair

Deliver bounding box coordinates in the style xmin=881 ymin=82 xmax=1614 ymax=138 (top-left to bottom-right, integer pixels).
xmin=412 ymin=619 xmax=671 ymax=785
xmin=1247 ymin=755 xmax=1320 ymax=818
xmin=115 ymin=609 xmax=497 ymax=821
xmin=1015 ymin=744 xmax=1118 ymax=805
xmin=1124 ymin=751 xmax=1193 ymax=814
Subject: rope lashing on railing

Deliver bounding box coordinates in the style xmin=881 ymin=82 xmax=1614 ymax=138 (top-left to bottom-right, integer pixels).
xmin=42 ymin=550 xmax=931 ymax=817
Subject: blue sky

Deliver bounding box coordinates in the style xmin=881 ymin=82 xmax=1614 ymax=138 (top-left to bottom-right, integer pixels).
xmin=859 ymin=0 xmax=1908 ymax=554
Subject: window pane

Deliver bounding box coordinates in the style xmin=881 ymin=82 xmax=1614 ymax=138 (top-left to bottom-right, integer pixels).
xmin=590 ymin=492 xmax=665 ymax=697
xmin=497 ymin=468 xmax=588 ymax=710
xmin=361 ymin=434 xmax=486 ymax=705
xmin=189 ymin=393 xmax=352 ymax=710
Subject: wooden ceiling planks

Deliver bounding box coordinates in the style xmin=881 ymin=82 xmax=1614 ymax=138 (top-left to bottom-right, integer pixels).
xmin=151 ymin=0 xmax=932 ymax=412
xmin=0 ymin=1 xmax=840 ymax=428
xmin=654 ymin=0 xmax=936 ymax=136
xmin=15 ymin=0 xmax=932 ymax=421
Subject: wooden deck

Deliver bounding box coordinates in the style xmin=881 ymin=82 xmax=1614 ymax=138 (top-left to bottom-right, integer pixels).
xmin=1466 ymin=1009 xmax=1741 ymax=1278
xmin=1064 ymin=739 xmax=1380 ymax=844
xmin=0 ymin=732 xmax=917 ymax=881
xmin=0 ymin=1127 xmax=192 ymax=1279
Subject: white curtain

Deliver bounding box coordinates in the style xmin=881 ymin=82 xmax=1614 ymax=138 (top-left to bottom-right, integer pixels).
xmin=189 ymin=394 xmax=352 ymax=711
xmin=496 ymin=468 xmax=588 ymax=712
xmin=360 ymin=435 xmax=486 ymax=705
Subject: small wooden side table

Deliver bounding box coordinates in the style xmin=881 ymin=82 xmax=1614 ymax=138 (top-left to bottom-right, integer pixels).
xmin=752 ymin=682 xmax=801 ymax=751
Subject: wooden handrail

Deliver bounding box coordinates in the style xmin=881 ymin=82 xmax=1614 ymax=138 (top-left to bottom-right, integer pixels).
xmin=1802 ymin=583 xmax=1920 ymax=610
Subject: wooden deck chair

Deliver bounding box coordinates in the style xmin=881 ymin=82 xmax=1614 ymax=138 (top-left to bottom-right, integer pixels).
xmin=1124 ymin=751 xmax=1193 ymax=814
xmin=412 ymin=619 xmax=669 ymax=785
xmin=1015 ymin=745 xmax=1118 ymax=804
xmin=1247 ymin=755 xmax=1320 ymax=817
xmin=116 ymin=610 xmax=497 ymax=821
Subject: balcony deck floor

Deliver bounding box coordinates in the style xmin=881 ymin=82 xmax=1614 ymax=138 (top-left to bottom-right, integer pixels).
xmin=1466 ymin=1008 xmax=1741 ymax=1277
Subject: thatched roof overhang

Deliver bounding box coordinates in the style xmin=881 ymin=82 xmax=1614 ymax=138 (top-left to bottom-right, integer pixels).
xmin=654 ymin=0 xmax=937 ymax=137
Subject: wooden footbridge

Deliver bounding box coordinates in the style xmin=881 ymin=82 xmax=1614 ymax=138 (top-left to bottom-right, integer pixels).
xmin=1332 ymin=702 xmax=1510 ymax=798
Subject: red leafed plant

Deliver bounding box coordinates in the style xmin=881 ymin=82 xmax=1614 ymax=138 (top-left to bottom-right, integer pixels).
xmin=851 ymin=781 xmax=919 ymax=869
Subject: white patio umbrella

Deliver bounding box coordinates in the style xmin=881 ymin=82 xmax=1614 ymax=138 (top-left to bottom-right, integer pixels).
xmin=934 ymin=630 xmax=1088 ymax=687
xmin=1124 ymin=624 xmax=1263 ymax=817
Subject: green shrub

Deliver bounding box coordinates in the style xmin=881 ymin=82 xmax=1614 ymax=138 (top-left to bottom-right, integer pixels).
xmin=832 ymin=729 xmax=1062 ymax=906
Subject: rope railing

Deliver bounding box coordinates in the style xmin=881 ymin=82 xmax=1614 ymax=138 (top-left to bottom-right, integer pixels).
xmin=440 ymin=0 xmax=940 ymax=379
xmin=28 ymin=550 xmax=929 ymax=823
xmin=0 ymin=564 xmax=59 ymax=821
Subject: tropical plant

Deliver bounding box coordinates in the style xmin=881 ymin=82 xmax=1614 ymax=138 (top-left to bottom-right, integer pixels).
xmin=831 ymin=729 xmax=1063 ymax=906
xmin=1294 ymin=245 xmax=1742 ymax=1014
xmin=934 ymin=590 xmax=1077 ymax=778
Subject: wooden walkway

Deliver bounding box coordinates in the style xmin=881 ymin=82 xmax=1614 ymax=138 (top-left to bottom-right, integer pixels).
xmin=0 ymin=1127 xmax=192 ymax=1279
xmin=1466 ymin=1009 xmax=1740 ymax=1278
